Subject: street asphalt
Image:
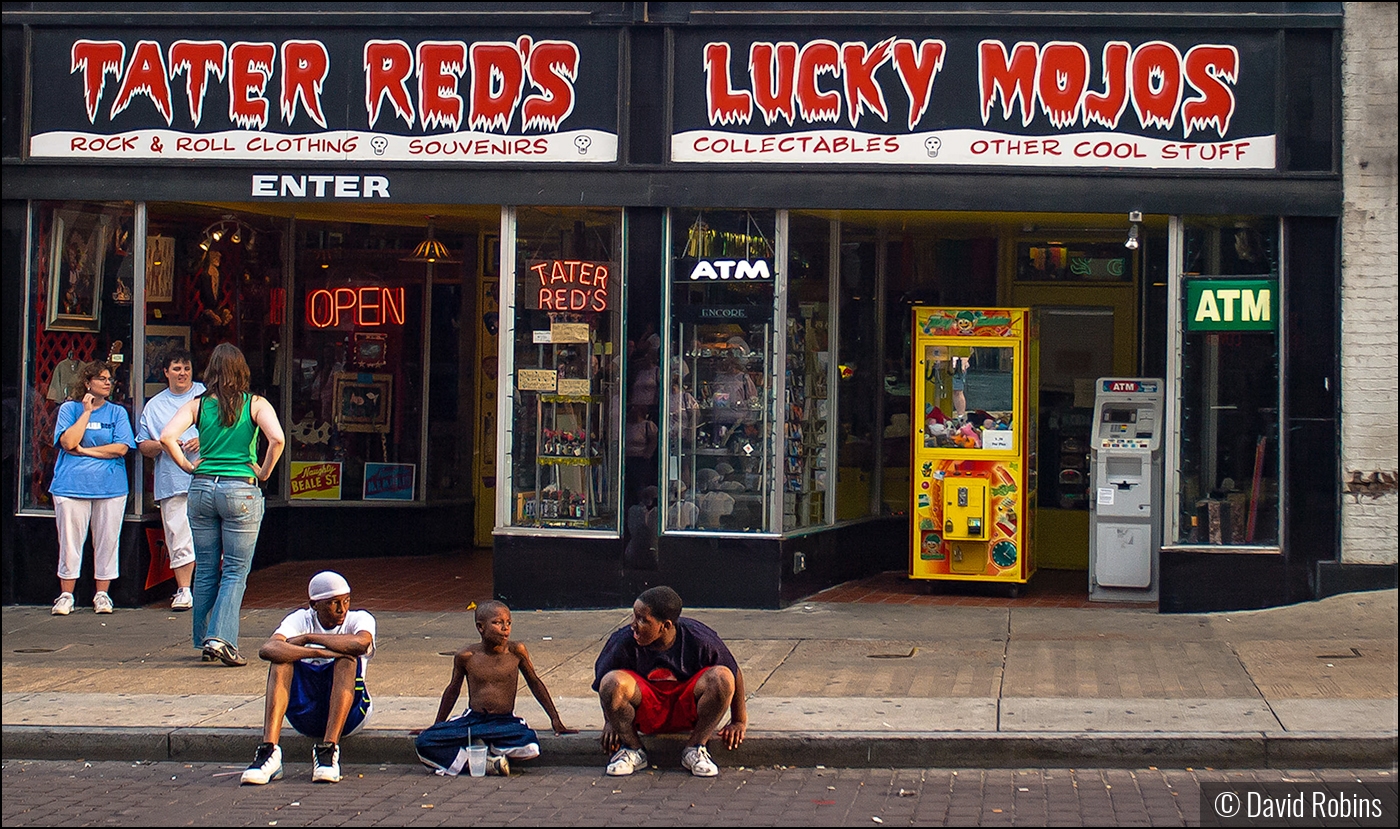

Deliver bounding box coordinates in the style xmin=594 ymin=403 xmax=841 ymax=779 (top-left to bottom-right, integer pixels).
xmin=3 ymin=589 xmax=1396 ymax=771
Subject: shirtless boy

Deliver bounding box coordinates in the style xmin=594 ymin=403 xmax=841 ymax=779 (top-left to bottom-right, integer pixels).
xmin=414 ymin=601 xmax=576 ymax=776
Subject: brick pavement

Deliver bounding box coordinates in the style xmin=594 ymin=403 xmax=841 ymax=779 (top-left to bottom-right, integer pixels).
xmin=2 ymin=760 xmax=1396 ymax=826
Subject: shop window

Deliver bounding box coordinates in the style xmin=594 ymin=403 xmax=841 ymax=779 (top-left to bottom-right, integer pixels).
xmin=665 ymin=209 xmax=776 ymax=533
xmin=20 ymin=201 xmax=135 ymax=513
xmin=503 ymin=207 xmax=623 ymax=532
xmin=289 ymin=220 xmax=425 ymax=503
xmin=835 ymin=222 xmax=881 ymax=520
xmin=142 ymin=205 xmax=287 ymax=503
xmin=1016 ymin=241 xmax=1131 ymax=283
xmin=1171 ymin=219 xmax=1280 ymax=548
xmin=784 ymin=213 xmax=833 ymax=531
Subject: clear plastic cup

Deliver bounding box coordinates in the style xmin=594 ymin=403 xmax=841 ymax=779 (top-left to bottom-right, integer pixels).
xmin=466 ymin=745 xmax=487 ymax=777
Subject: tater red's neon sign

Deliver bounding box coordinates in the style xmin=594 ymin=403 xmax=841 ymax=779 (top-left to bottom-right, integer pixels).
xmin=306 ymin=286 xmax=405 ymax=328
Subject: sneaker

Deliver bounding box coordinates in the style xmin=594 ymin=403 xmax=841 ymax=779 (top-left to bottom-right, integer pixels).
xmin=486 ymin=752 xmax=510 ymax=777
xmin=202 ymin=639 xmax=247 ymax=667
xmin=92 ymin=592 xmax=114 ymax=614
xmin=52 ymin=593 xmax=74 ymax=616
xmin=240 ymin=742 xmax=283 ymax=785
xmin=312 ymin=741 xmax=341 ymax=783
xmin=681 ymin=745 xmax=719 ymax=777
xmin=171 ymin=587 xmax=193 ymax=611
xmin=605 ymin=746 xmax=648 ymax=777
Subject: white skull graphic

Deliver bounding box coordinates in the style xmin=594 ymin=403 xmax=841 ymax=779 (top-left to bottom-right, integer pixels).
xmin=370 ymin=135 xmax=389 ymax=156
xmin=574 ymin=135 xmax=592 ymax=154
xmin=924 ymin=136 xmax=942 ymax=158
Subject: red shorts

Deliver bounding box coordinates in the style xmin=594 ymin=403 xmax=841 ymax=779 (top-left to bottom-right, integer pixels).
xmin=624 ymin=667 xmax=711 ymax=735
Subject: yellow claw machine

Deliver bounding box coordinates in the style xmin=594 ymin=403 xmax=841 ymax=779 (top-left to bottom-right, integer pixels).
xmin=910 ymin=307 xmax=1038 ymax=592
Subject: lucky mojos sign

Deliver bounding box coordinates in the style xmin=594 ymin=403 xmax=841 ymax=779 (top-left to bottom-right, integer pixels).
xmin=1185 ymin=278 xmax=1277 ymax=332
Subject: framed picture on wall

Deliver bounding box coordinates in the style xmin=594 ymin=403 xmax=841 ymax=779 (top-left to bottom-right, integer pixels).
xmin=144 ymin=325 xmax=191 ymax=397
xmin=332 ymin=371 xmax=392 ymax=432
xmin=46 ymin=210 xmax=109 ymax=333
xmin=145 ymin=235 xmax=176 ymax=302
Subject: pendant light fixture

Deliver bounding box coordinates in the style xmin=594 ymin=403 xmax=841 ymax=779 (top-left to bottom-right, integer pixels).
xmin=403 ymin=216 xmax=460 ymax=263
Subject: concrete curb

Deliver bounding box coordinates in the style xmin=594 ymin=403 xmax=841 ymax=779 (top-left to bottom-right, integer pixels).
xmin=7 ymin=726 xmax=1395 ymax=770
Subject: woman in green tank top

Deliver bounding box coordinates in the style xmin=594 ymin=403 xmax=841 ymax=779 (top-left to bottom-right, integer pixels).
xmin=162 ymin=343 xmax=285 ymax=666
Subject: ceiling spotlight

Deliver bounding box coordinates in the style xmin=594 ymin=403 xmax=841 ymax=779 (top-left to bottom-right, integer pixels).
xmin=1124 ymin=224 xmax=1140 ymax=251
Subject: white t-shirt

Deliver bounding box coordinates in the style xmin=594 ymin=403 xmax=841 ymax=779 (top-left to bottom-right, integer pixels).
xmin=274 ymin=607 xmax=377 ymax=678
xmin=135 ymin=382 xmax=205 ymax=501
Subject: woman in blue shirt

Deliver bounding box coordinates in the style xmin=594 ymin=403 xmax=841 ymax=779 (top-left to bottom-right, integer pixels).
xmin=50 ymin=361 xmax=135 ymax=616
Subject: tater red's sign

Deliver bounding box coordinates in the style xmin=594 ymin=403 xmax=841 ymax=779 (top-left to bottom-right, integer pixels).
xmin=522 ymin=259 xmax=614 ymax=312
xmin=672 ymin=31 xmax=1277 ymax=168
xmin=30 ymin=29 xmax=618 ymax=162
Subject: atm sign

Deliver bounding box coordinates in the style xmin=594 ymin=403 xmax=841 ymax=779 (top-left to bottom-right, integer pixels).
xmin=1103 ymin=380 xmax=1158 ymax=393
xmin=1185 ymin=278 xmax=1277 ymax=332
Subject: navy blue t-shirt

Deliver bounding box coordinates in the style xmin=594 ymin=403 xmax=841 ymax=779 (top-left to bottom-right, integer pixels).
xmin=592 ymin=617 xmax=739 ymax=690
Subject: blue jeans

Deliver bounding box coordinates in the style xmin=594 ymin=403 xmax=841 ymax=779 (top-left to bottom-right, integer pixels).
xmin=187 ymin=476 xmax=264 ymax=651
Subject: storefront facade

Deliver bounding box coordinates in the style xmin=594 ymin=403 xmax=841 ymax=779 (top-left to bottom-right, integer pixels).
xmin=3 ymin=3 xmax=1391 ymax=611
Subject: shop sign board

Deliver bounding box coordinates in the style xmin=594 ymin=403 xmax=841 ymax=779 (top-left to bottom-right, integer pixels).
xmin=522 ymin=259 xmax=614 ymax=311
xmin=29 ymin=29 xmax=619 ymax=163
xmin=1185 ymin=278 xmax=1277 ymax=331
xmin=363 ymin=462 xmax=415 ymax=501
xmin=672 ymin=30 xmax=1277 ymax=169
xmin=290 ymin=461 xmax=343 ymax=499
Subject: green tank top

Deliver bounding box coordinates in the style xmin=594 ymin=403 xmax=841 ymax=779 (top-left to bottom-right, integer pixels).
xmin=196 ymin=393 xmax=259 ymax=477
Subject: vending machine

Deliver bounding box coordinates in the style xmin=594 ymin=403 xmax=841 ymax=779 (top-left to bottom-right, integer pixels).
xmin=910 ymin=308 xmax=1037 ymax=592
xmin=1088 ymin=378 xmax=1164 ymax=602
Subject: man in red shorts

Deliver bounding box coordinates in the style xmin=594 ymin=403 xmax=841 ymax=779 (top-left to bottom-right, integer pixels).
xmin=594 ymin=585 xmax=747 ymax=777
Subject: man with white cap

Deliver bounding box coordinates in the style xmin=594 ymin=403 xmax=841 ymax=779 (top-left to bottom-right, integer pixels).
xmin=241 ymin=571 xmax=376 ymax=785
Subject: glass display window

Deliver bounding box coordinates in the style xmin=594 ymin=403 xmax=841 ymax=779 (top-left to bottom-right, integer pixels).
xmin=664 ymin=209 xmax=777 ymax=533
xmin=835 ymin=221 xmax=881 ymax=520
xmin=501 ymin=207 xmax=624 ymax=533
xmin=20 ymin=201 xmax=136 ymax=513
xmin=783 ymin=213 xmax=834 ymax=531
xmin=142 ymin=204 xmax=288 ymax=504
xmin=919 ymin=344 xmax=1019 ymax=452
xmin=289 ymin=219 xmax=426 ymax=503
xmin=1169 ymin=218 xmax=1281 ymax=548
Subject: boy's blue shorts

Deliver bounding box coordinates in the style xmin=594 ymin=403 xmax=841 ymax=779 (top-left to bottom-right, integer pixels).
xmin=286 ymin=659 xmax=372 ymax=741
xmin=415 ymin=710 xmax=541 ymax=775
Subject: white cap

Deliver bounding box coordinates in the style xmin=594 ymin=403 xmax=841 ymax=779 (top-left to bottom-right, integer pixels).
xmin=308 ymin=571 xmax=351 ymax=601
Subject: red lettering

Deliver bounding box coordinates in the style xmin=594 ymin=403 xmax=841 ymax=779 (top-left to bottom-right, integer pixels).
xmin=418 ymin=41 xmax=467 ymax=131
xmin=333 ymin=288 xmax=356 ymax=327
xmin=891 ymin=39 xmax=945 ymax=130
xmin=365 ymin=40 xmax=415 ymax=128
xmin=539 ymin=287 xmax=553 ymax=309
xmin=1182 ymin=45 xmax=1238 ymax=138
xmin=280 ymin=40 xmax=330 ymax=128
xmin=382 ymin=287 xmax=404 ymax=325
xmin=795 ymin=40 xmax=840 ymax=123
xmin=979 ymin=40 xmax=1038 ymax=127
xmin=71 ymin=40 xmax=126 ymax=124
xmin=229 ymin=42 xmax=275 ymax=129
xmin=841 ymin=37 xmax=894 ymax=127
xmin=468 ymin=42 xmax=524 ymax=132
xmin=307 ymin=288 xmax=334 ymax=328
xmin=1036 ymin=41 xmax=1089 ymax=129
xmin=357 ymin=287 xmax=381 ymax=326
xmin=530 ymin=261 xmax=550 ymax=285
xmin=749 ymin=42 xmax=798 ymax=126
xmin=705 ymin=42 xmax=752 ymax=126
xmin=522 ymin=39 xmax=579 ymax=130
xmin=110 ymin=40 xmax=173 ymax=124
xmin=169 ymin=41 xmax=227 ymax=128
xmin=1083 ymin=41 xmax=1131 ymax=130
xmin=591 ymin=290 xmax=608 ymax=312
xmin=1130 ymin=41 xmax=1183 ymax=131
xmin=570 ymin=289 xmax=588 ymax=310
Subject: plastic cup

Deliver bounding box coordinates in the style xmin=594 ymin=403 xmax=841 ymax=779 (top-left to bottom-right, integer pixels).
xmin=466 ymin=745 xmax=487 ymax=777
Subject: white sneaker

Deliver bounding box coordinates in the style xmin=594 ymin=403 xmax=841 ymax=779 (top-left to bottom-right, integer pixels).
xmin=52 ymin=593 xmax=74 ymax=616
xmin=171 ymin=587 xmax=193 ymax=611
xmin=240 ymin=742 xmax=283 ymax=785
xmin=681 ymin=744 xmax=719 ymax=777
xmin=92 ymin=592 xmax=114 ymax=614
xmin=312 ymin=741 xmax=341 ymax=783
xmin=605 ymin=746 xmax=648 ymax=776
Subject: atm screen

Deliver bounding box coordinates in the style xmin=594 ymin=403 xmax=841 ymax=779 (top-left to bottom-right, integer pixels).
xmin=1103 ymin=408 xmax=1137 ymax=424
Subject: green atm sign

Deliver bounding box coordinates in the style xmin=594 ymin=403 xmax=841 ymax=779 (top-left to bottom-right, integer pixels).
xmin=1185 ymin=278 xmax=1278 ymax=332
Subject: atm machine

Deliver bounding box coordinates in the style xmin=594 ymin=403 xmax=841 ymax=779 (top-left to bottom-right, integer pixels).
xmin=1088 ymin=378 xmax=1164 ymax=603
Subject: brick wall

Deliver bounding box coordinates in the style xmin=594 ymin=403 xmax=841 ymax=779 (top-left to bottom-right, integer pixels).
xmin=1340 ymin=2 xmax=1399 ymax=564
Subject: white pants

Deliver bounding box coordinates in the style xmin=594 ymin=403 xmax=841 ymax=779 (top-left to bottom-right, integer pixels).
xmin=158 ymin=493 xmax=196 ymax=570
xmin=54 ymin=494 xmax=126 ymax=581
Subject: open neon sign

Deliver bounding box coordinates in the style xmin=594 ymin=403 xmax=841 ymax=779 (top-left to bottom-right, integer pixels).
xmin=305 ymin=286 xmax=406 ymax=328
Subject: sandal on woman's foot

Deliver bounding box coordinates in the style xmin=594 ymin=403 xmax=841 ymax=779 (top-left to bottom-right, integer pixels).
xmin=203 ymin=640 xmax=247 ymax=667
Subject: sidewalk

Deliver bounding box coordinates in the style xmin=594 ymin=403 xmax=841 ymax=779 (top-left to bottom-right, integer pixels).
xmin=3 ymin=589 xmax=1396 ymax=770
